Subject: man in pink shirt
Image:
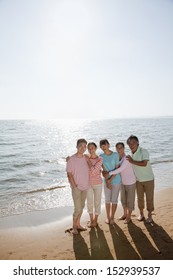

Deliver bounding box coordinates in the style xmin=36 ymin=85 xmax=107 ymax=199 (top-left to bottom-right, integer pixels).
xmin=66 ymin=138 xmax=89 ymax=234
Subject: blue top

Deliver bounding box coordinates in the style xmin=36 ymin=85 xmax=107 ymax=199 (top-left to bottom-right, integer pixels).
xmin=100 ymin=152 xmax=121 ymax=185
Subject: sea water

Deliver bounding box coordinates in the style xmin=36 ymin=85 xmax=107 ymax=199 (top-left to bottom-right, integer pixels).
xmin=0 ymin=118 xmax=173 ymax=218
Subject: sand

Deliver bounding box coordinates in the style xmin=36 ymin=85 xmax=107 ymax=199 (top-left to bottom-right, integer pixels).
xmin=0 ymin=188 xmax=173 ymax=260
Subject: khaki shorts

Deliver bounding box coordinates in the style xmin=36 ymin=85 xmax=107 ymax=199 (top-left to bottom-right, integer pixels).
xmin=104 ymin=183 xmax=121 ymax=204
xmin=71 ymin=187 xmax=87 ymax=219
xmin=136 ymin=180 xmax=154 ymax=212
xmin=121 ymin=183 xmax=136 ymax=211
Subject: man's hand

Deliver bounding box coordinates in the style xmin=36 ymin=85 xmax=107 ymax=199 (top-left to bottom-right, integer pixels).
xmin=126 ymin=155 xmax=133 ymax=163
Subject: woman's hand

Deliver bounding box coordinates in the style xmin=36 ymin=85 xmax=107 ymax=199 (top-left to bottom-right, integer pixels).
xmin=102 ymin=170 xmax=109 ymax=179
xmin=106 ymin=179 xmax=112 ymax=190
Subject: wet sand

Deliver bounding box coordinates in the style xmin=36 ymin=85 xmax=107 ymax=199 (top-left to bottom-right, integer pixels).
xmin=0 ymin=188 xmax=173 ymax=260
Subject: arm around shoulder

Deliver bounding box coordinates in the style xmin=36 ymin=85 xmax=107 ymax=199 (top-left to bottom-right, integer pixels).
xmin=126 ymin=155 xmax=148 ymax=167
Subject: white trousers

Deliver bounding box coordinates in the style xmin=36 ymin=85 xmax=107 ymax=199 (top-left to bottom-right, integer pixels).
xmin=87 ymin=184 xmax=102 ymax=215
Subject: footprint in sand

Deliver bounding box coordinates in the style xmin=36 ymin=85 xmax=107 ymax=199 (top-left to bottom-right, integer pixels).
xmin=42 ymin=254 xmax=47 ymax=259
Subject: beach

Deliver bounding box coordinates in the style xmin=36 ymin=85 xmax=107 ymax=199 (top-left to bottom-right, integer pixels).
xmin=0 ymin=188 xmax=173 ymax=260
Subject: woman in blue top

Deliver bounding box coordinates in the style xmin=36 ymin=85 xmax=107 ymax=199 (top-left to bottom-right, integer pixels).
xmin=100 ymin=139 xmax=121 ymax=225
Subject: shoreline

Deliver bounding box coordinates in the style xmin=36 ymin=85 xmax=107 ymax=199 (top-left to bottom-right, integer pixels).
xmin=0 ymin=187 xmax=173 ymax=260
xmin=0 ymin=186 xmax=172 ymax=229
xmin=0 ymin=206 xmax=74 ymax=229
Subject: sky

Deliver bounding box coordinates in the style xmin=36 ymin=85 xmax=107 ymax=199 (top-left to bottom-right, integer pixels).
xmin=0 ymin=0 xmax=173 ymax=119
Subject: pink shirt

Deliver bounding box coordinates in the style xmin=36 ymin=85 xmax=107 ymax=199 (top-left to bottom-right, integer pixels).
xmin=109 ymin=155 xmax=136 ymax=185
xmin=89 ymin=156 xmax=103 ymax=186
xmin=66 ymin=154 xmax=89 ymax=191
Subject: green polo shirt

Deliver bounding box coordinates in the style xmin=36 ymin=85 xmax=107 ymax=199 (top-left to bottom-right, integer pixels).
xmin=132 ymin=146 xmax=154 ymax=182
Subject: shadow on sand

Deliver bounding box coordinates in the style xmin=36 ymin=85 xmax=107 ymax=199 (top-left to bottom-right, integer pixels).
xmin=127 ymin=221 xmax=163 ymax=259
xmin=89 ymin=225 xmax=114 ymax=260
xmin=109 ymin=223 xmax=140 ymax=259
xmin=73 ymin=232 xmax=91 ymax=260
xmin=144 ymin=221 xmax=173 ymax=259
xmin=73 ymin=225 xmax=114 ymax=260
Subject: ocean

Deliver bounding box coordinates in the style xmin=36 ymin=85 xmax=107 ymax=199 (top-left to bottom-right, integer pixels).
xmin=0 ymin=118 xmax=173 ymax=219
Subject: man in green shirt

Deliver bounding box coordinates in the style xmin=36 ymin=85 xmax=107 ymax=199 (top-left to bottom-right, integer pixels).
xmin=126 ymin=135 xmax=154 ymax=223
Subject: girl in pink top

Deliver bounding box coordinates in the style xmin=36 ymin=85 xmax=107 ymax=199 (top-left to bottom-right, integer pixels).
xmin=108 ymin=142 xmax=136 ymax=224
xmin=85 ymin=142 xmax=103 ymax=227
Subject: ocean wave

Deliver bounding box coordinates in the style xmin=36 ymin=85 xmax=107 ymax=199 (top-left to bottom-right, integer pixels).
xmin=0 ymin=178 xmax=27 ymax=184
xmin=152 ymin=159 xmax=173 ymax=165
xmin=44 ymin=159 xmax=59 ymax=163
xmin=19 ymin=185 xmax=66 ymax=195
xmin=13 ymin=162 xmax=37 ymax=168
xmin=0 ymin=142 xmax=21 ymax=146
xmin=0 ymin=167 xmax=15 ymax=172
xmin=1 ymin=154 xmax=18 ymax=158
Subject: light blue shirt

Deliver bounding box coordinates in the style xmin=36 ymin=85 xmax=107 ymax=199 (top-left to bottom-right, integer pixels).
xmin=100 ymin=152 xmax=121 ymax=185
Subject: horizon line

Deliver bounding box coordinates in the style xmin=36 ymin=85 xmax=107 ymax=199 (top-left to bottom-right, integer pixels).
xmin=0 ymin=115 xmax=173 ymax=121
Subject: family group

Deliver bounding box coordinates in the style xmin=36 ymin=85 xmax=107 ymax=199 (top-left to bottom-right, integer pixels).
xmin=66 ymin=135 xmax=154 ymax=235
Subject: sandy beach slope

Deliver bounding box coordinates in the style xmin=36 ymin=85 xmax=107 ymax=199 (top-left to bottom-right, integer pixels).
xmin=0 ymin=188 xmax=173 ymax=260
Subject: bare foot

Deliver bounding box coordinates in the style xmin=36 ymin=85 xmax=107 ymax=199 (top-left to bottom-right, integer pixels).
xmin=88 ymin=222 xmax=94 ymax=228
xmin=92 ymin=221 xmax=98 ymax=227
xmin=77 ymin=225 xmax=87 ymax=231
xmin=118 ymin=215 xmax=126 ymax=220
xmin=137 ymin=215 xmax=145 ymax=221
xmin=105 ymin=218 xmax=110 ymax=224
xmin=72 ymin=228 xmax=78 ymax=234
xmin=124 ymin=218 xmax=131 ymax=224
xmin=110 ymin=218 xmax=115 ymax=225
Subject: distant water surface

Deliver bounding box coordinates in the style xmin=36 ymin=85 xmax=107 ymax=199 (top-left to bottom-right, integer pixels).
xmin=0 ymin=118 xmax=173 ymax=218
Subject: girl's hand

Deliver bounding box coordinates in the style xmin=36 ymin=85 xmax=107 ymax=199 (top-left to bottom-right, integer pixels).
xmin=102 ymin=170 xmax=109 ymax=179
xmin=106 ymin=180 xmax=112 ymax=190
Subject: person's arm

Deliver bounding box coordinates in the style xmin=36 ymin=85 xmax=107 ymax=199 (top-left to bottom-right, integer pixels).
xmin=126 ymin=155 xmax=148 ymax=167
xmin=106 ymin=174 xmax=115 ymax=185
xmin=90 ymin=158 xmax=103 ymax=175
xmin=67 ymin=172 xmax=77 ymax=188
xmin=101 ymin=164 xmax=114 ymax=189
xmin=66 ymin=156 xmax=70 ymax=162
xmin=102 ymin=165 xmax=109 ymax=178
xmin=109 ymin=158 xmax=128 ymax=176
xmin=84 ymin=154 xmax=93 ymax=169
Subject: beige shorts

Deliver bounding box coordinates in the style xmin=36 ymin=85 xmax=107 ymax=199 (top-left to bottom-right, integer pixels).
xmin=71 ymin=187 xmax=87 ymax=219
xmin=136 ymin=180 xmax=154 ymax=212
xmin=104 ymin=183 xmax=121 ymax=204
xmin=121 ymin=183 xmax=136 ymax=211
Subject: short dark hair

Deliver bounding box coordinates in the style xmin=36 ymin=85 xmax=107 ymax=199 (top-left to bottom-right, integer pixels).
xmin=116 ymin=142 xmax=125 ymax=148
xmin=76 ymin=138 xmax=87 ymax=146
xmin=127 ymin=135 xmax=139 ymax=144
xmin=99 ymin=139 xmax=109 ymax=146
xmin=87 ymin=142 xmax=97 ymax=148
